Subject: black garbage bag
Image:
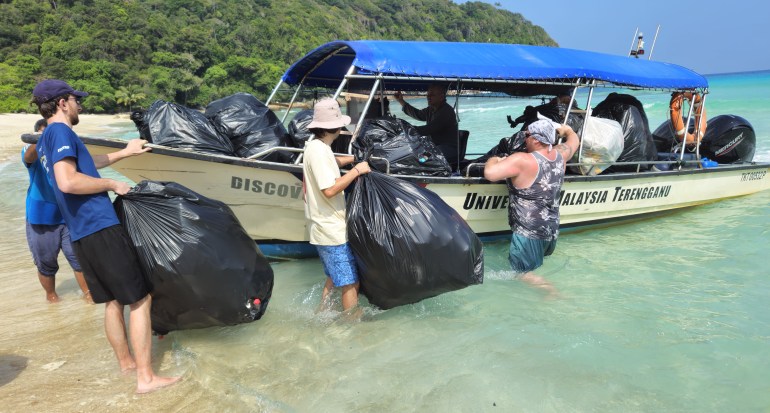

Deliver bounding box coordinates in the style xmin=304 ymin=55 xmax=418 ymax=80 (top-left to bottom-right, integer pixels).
xmin=593 ymin=93 xmax=656 ymax=171
xmin=287 ymin=109 xmax=351 ymax=154
xmin=347 ymin=172 xmax=484 ymax=309
xmin=205 ymin=92 xmax=294 ymax=162
xmin=352 ymin=118 xmax=451 ymax=176
xmin=507 ymin=99 xmax=584 ymax=133
xmin=507 ymin=101 xmax=561 ymax=130
xmin=287 ymin=109 xmax=314 ymax=148
xmin=114 ymin=180 xmax=274 ymax=335
xmin=130 ymin=109 xmax=152 ymax=142
xmin=144 ymin=100 xmax=235 ymax=156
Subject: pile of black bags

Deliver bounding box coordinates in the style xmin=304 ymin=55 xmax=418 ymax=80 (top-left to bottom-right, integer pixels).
xmin=352 ymin=118 xmax=451 ymax=176
xmin=593 ymin=93 xmax=656 ymax=172
xmin=114 ymin=180 xmax=274 ymax=335
xmin=205 ymin=92 xmax=294 ymax=161
xmin=131 ymin=93 xmax=293 ymax=161
xmin=347 ymin=172 xmax=484 ymax=309
xmin=139 ymin=100 xmax=236 ymax=156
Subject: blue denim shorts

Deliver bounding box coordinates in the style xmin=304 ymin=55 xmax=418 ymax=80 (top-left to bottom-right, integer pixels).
xmin=315 ymin=243 xmax=359 ymax=287
xmin=26 ymin=221 xmax=81 ymax=276
xmin=508 ymin=233 xmax=557 ymax=273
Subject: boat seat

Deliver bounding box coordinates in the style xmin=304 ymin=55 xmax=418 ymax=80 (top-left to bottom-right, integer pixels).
xmin=458 ymin=130 xmax=469 ymax=160
xmin=451 ymin=130 xmax=470 ymax=171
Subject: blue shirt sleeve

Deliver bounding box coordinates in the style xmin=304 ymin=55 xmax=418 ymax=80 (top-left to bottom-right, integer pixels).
xmin=48 ymin=126 xmax=80 ymax=165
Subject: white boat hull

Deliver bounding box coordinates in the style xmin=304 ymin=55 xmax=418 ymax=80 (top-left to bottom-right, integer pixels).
xmin=83 ymin=138 xmax=770 ymax=251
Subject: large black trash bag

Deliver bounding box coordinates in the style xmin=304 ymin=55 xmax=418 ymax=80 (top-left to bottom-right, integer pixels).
xmin=130 ymin=109 xmax=152 ymax=142
xmin=352 ymin=118 xmax=451 ymax=176
xmin=593 ymin=93 xmax=656 ymax=171
xmin=287 ymin=109 xmax=314 ymax=148
xmin=114 ymin=180 xmax=274 ymax=335
xmin=205 ymin=92 xmax=294 ymax=162
xmin=287 ymin=109 xmax=351 ymax=154
xmin=144 ymin=100 xmax=235 ymax=156
xmin=347 ymin=172 xmax=484 ymax=309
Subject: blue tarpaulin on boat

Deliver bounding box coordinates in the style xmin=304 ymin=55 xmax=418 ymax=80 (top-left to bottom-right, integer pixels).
xmin=282 ymin=41 xmax=708 ymax=93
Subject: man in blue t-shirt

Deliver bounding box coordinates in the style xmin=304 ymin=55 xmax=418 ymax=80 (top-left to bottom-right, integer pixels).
xmin=32 ymin=79 xmax=180 ymax=394
xmin=23 ymin=119 xmax=91 ymax=303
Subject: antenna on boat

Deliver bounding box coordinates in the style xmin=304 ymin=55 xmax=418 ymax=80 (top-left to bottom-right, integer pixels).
xmin=648 ymin=25 xmax=661 ymax=60
xmin=628 ymin=27 xmax=639 ymax=57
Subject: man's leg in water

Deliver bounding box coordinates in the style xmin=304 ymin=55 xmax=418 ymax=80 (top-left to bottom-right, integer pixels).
xmin=519 ymin=272 xmax=559 ymax=297
xmin=104 ymin=300 xmax=136 ymax=373
xmin=130 ymin=294 xmax=181 ymax=394
xmin=37 ymin=272 xmax=59 ymax=303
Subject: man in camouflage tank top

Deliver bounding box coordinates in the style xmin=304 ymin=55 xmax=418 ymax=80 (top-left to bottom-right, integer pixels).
xmin=483 ymin=120 xmax=579 ymax=296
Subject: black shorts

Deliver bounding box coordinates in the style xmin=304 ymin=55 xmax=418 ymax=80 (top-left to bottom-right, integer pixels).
xmin=73 ymin=225 xmax=150 ymax=305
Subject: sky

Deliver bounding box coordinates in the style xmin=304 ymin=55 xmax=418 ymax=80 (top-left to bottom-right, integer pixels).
xmin=464 ymin=0 xmax=769 ymax=75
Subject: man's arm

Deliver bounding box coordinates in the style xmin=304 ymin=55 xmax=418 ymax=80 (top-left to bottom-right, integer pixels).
xmin=335 ymin=155 xmax=354 ymax=167
xmin=321 ymin=161 xmax=371 ymax=198
xmin=402 ymin=102 xmax=429 ymax=122
xmin=92 ymin=138 xmax=151 ymax=169
xmin=53 ymin=158 xmax=131 ymax=195
xmin=23 ymin=144 xmax=38 ymax=164
xmin=555 ymin=125 xmax=579 ymax=163
xmin=483 ymin=154 xmax=523 ymax=182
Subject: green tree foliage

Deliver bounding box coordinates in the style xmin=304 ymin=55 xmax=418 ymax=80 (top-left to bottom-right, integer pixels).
xmin=0 ymin=0 xmax=556 ymax=113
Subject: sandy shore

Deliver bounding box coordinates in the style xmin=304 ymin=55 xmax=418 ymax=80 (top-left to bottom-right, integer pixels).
xmin=0 ymin=113 xmax=132 ymax=158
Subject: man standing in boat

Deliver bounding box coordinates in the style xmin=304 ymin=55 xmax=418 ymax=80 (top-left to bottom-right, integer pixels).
xmin=303 ymin=98 xmax=371 ymax=312
xmin=393 ymin=84 xmax=459 ymax=166
xmin=483 ymin=120 xmax=579 ymax=296
xmin=32 ymin=79 xmax=181 ymax=394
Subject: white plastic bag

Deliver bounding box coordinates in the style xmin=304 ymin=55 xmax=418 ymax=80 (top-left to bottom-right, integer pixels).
xmin=571 ymin=116 xmax=623 ymax=175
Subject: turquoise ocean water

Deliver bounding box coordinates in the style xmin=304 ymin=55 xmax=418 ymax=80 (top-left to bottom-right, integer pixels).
xmin=0 ymin=71 xmax=768 ymax=412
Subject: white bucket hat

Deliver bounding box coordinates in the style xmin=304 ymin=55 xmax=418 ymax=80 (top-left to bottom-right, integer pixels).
xmin=307 ymin=98 xmax=351 ymax=129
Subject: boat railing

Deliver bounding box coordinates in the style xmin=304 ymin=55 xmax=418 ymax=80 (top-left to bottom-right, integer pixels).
xmin=246 ymin=146 xmax=304 ymax=160
xmin=463 ymin=158 xmax=710 ymax=178
xmin=245 ymin=146 xmax=391 ymax=174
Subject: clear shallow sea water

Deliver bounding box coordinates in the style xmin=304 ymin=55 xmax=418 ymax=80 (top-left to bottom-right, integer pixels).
xmin=0 ymin=71 xmax=769 ymax=412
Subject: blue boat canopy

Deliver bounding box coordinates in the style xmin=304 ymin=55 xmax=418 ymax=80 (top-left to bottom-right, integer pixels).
xmin=281 ymin=40 xmax=708 ymax=95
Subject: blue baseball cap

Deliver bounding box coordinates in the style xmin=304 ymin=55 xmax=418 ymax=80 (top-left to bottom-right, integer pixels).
xmin=32 ymin=79 xmax=88 ymax=102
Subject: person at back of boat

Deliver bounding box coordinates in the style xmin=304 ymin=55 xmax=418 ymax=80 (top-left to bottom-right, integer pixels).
xmin=22 ymin=118 xmax=91 ymax=303
xmin=303 ymin=98 xmax=371 ymax=313
xmin=483 ymin=120 xmax=579 ymax=297
xmin=392 ymin=84 xmax=460 ymax=166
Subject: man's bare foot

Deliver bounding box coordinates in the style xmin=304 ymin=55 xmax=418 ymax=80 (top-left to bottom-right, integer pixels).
xmin=46 ymin=293 xmax=60 ymax=303
xmin=136 ymin=375 xmax=182 ymax=394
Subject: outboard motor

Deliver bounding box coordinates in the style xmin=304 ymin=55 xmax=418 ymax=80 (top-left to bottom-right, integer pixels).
xmin=699 ymin=115 xmax=755 ymax=164
xmin=652 ymin=115 xmax=755 ymax=164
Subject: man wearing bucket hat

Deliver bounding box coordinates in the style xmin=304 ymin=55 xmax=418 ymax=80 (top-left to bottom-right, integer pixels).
xmin=32 ymin=79 xmax=180 ymax=393
xmin=483 ymin=120 xmax=579 ymax=297
xmin=303 ymin=98 xmax=371 ymax=312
